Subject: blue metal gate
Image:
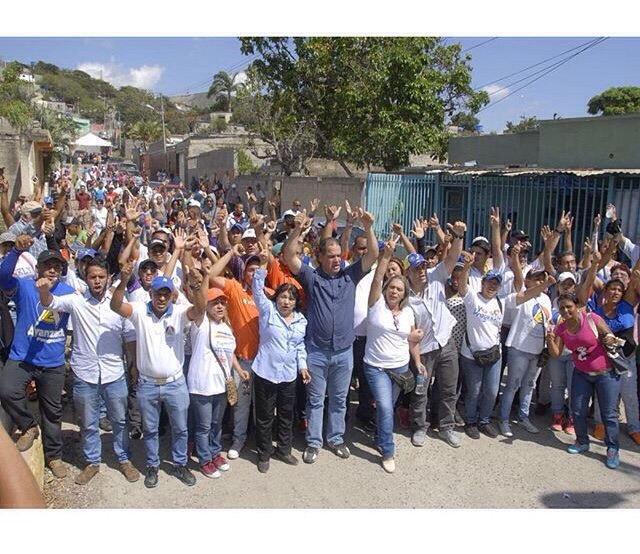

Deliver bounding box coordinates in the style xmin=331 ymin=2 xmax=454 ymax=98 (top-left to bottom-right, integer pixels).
xmin=364 ymin=170 xmax=637 ymax=255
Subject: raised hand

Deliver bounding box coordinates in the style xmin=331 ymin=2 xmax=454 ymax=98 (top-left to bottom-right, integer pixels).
xmin=411 ymin=218 xmax=425 ymax=240
xmin=257 ymin=241 xmax=269 ymax=267
xmin=310 ymin=197 xmax=320 ymax=214
xmin=36 ymin=276 xmax=53 ymax=292
xmin=344 ymin=200 xmax=356 ymax=225
xmin=447 ymin=221 xmax=467 ymax=237
xmin=173 ymin=228 xmax=187 ymax=250
xmin=489 ymin=206 xmax=500 ymax=228
xmin=391 ymin=222 xmax=403 ymax=235
xmin=544 ymin=274 xmax=557 ymax=288
xmin=382 ymin=234 xmax=399 ymax=259
xmin=264 ymin=220 xmax=276 ymax=235
xmin=324 ymin=204 xmax=341 ymax=222
xmin=463 ymin=250 xmax=476 ymax=269
xmin=232 ymin=243 xmax=246 ymax=257
xmin=426 ymin=213 xmax=440 ymax=229
xmin=357 ymin=208 xmax=375 ymax=228
xmin=293 ymin=209 xmax=311 ymax=231
xmin=119 ymin=260 xmax=134 ymax=282
xmin=505 ymin=218 xmax=512 ymax=233
xmin=593 ymin=213 xmax=602 ymax=229
xmin=540 ymin=225 xmax=553 ymax=244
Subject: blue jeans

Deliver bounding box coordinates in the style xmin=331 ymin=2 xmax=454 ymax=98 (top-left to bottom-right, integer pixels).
xmin=461 ymin=355 xmax=501 ymax=425
xmin=499 ymin=348 xmax=542 ymax=422
xmin=548 ymin=354 xmax=574 ymax=417
xmin=137 ymin=375 xmax=190 ymax=467
xmin=306 ymin=345 xmax=353 ymax=449
xmin=364 ymin=362 xmax=403 ymax=458
xmin=190 ymin=393 xmax=226 ymax=466
xmin=593 ymin=361 xmax=640 ymax=434
xmin=572 ymin=369 xmax=621 ymax=450
xmin=74 ymin=374 xmax=130 ymax=465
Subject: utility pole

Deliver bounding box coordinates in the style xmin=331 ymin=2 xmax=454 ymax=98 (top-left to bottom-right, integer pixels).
xmin=160 ymin=95 xmax=167 ymax=171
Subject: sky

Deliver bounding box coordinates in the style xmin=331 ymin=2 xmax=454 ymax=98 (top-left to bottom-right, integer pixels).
xmin=2 ymin=35 xmax=638 ymax=134
xmin=2 ymin=0 xmax=639 ymax=134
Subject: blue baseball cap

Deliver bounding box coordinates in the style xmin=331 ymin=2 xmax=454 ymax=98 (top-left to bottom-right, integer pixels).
xmin=482 ymin=269 xmax=503 ymax=283
xmin=44 ymin=196 xmax=54 ymax=205
xmin=377 ymin=240 xmax=386 ymax=251
xmin=151 ymin=276 xmax=175 ymax=292
xmin=77 ymin=248 xmax=97 ymax=260
xmin=407 ymin=252 xmax=427 ymax=268
xmin=271 ymin=242 xmax=284 ymax=255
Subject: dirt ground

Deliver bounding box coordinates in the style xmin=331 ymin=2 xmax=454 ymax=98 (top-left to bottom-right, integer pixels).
xmin=44 ymin=396 xmax=640 ymax=510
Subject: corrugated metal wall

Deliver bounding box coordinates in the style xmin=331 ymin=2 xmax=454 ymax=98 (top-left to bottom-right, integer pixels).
xmin=364 ymin=171 xmax=632 ymax=254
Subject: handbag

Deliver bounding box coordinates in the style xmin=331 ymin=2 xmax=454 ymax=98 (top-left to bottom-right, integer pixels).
xmin=585 ymin=313 xmax=633 ymax=377
xmin=209 ymin=323 xmax=238 ymax=406
xmin=384 ymin=367 xmax=415 ymax=394
xmin=465 ymin=297 xmax=502 ymax=367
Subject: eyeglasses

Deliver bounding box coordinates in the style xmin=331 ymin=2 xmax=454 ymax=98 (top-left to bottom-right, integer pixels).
xmin=393 ymin=314 xmax=399 ymax=331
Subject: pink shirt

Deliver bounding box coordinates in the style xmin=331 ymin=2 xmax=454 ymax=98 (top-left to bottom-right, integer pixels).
xmin=556 ymin=312 xmax=612 ymax=373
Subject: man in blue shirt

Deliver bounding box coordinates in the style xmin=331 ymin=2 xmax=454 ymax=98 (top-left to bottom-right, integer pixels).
xmin=0 ymin=239 xmax=75 ymax=478
xmin=283 ymin=208 xmax=379 ymax=464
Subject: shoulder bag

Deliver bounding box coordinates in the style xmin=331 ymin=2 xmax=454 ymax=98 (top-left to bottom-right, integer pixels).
xmin=209 ymin=322 xmax=238 ymax=406
xmin=585 ymin=313 xmax=633 ymax=377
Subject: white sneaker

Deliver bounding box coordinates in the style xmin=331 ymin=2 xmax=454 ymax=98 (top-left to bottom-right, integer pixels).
xmin=519 ymin=418 xmax=539 ymax=434
xmin=227 ymin=449 xmax=240 ymax=460
xmin=498 ymin=420 xmax=513 ymax=437
xmin=382 ymin=457 xmax=396 ymax=473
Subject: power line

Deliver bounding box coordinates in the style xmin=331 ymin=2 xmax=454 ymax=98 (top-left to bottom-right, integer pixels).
xmin=478 ymin=37 xmax=608 ymax=113
xmin=475 ymin=37 xmax=603 ymax=91
xmin=462 ymin=37 xmax=498 ymax=53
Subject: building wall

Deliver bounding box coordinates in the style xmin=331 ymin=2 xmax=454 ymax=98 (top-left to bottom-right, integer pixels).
xmin=448 ymin=132 xmax=540 ymax=166
xmin=190 ymin=148 xmax=236 ymax=185
xmin=539 ymin=114 xmax=640 ymax=168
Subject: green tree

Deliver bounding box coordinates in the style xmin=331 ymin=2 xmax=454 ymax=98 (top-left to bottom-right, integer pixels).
xmin=587 ymin=86 xmax=640 ymax=116
xmin=206 ymin=71 xmax=241 ymax=112
xmin=240 ymin=37 xmax=488 ymax=172
xmin=236 ymin=149 xmax=256 ymax=174
xmin=451 ymin=112 xmax=480 ymax=133
xmin=232 ymin=76 xmax=317 ymax=176
xmin=0 ymin=61 xmax=36 ymax=131
xmin=504 ymin=116 xmax=540 ymax=133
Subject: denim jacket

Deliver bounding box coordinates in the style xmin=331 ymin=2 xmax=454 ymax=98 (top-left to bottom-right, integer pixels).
xmin=251 ymin=268 xmax=307 ymax=383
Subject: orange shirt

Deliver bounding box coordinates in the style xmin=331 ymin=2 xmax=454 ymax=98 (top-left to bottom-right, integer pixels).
xmin=266 ymin=258 xmax=308 ymax=311
xmin=220 ymin=278 xmax=273 ymax=361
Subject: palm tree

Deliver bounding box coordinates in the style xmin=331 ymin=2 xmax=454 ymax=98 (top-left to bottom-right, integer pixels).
xmin=206 ymin=71 xmax=241 ymax=112
xmin=126 ymin=120 xmax=164 ymax=152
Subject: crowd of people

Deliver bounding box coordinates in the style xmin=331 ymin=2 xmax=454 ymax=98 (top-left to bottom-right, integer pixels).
xmin=0 ymin=159 xmax=639 ymax=491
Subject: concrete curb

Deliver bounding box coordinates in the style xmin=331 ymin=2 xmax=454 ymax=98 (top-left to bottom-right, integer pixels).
xmin=20 ymin=433 xmax=44 ymax=491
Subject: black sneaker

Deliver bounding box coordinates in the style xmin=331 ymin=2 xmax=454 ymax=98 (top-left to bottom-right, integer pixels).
xmin=173 ymin=465 xmax=196 ymax=486
xmin=329 ymin=443 xmax=351 ymax=459
xmin=144 ymin=466 xmax=159 ymax=489
xmin=257 ymin=460 xmax=270 ymax=473
xmin=478 ymin=422 xmax=499 ymax=438
xmin=465 ymin=423 xmax=480 ymax=439
xmin=273 ymin=450 xmax=299 ymax=465
xmin=302 ymin=446 xmax=319 ymax=464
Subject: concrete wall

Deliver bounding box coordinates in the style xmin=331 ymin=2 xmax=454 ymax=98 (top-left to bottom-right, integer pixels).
xmin=190 ymin=148 xmax=236 ymax=185
xmin=235 ymin=174 xmax=364 ymax=216
xmin=448 ymin=131 xmax=540 ymax=166
xmin=539 ymin=114 xmax=640 ymax=168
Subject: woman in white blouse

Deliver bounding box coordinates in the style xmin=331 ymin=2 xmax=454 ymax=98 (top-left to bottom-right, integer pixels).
xmin=188 ymin=275 xmax=249 ymax=479
xmin=364 ymin=237 xmax=422 ymax=473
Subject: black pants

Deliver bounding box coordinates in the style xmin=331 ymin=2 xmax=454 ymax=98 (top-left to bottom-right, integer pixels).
xmin=353 ymin=336 xmax=375 ymax=422
xmin=254 ymin=373 xmax=296 ymax=462
xmin=410 ymin=338 xmax=460 ymax=432
xmin=0 ymin=359 xmax=65 ymax=461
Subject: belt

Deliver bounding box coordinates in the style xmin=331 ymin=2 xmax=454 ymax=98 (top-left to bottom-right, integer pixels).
xmin=138 ymin=371 xmax=183 ymax=385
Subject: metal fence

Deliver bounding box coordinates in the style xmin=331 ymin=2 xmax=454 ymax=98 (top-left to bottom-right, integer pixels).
xmin=364 ymin=170 xmax=640 ymax=255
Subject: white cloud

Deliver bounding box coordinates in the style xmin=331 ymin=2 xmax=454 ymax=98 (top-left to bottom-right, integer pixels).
xmin=482 ymin=83 xmax=511 ymax=101
xmin=77 ymin=59 xmax=164 ymax=90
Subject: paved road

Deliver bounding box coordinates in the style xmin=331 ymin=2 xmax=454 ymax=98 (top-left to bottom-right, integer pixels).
xmin=46 ymin=401 xmax=640 ymax=509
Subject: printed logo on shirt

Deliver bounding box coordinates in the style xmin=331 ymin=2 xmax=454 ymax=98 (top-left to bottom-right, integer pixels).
xmin=473 ymin=305 xmax=502 ymax=323
xmin=532 ymin=304 xmax=550 ymax=325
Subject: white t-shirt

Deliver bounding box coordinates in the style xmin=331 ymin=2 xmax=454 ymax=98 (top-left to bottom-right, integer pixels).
xmin=353 ymin=268 xmax=375 ymax=337
xmin=0 ymin=252 xmax=38 ymax=280
xmin=364 ymin=296 xmax=415 ymax=369
xmin=461 ymin=292 xmax=516 ymax=360
xmin=187 ymin=318 xmax=235 ymax=396
xmin=506 ymin=293 xmax=552 ymax=355
xmin=128 ymin=302 xmax=190 ymax=379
